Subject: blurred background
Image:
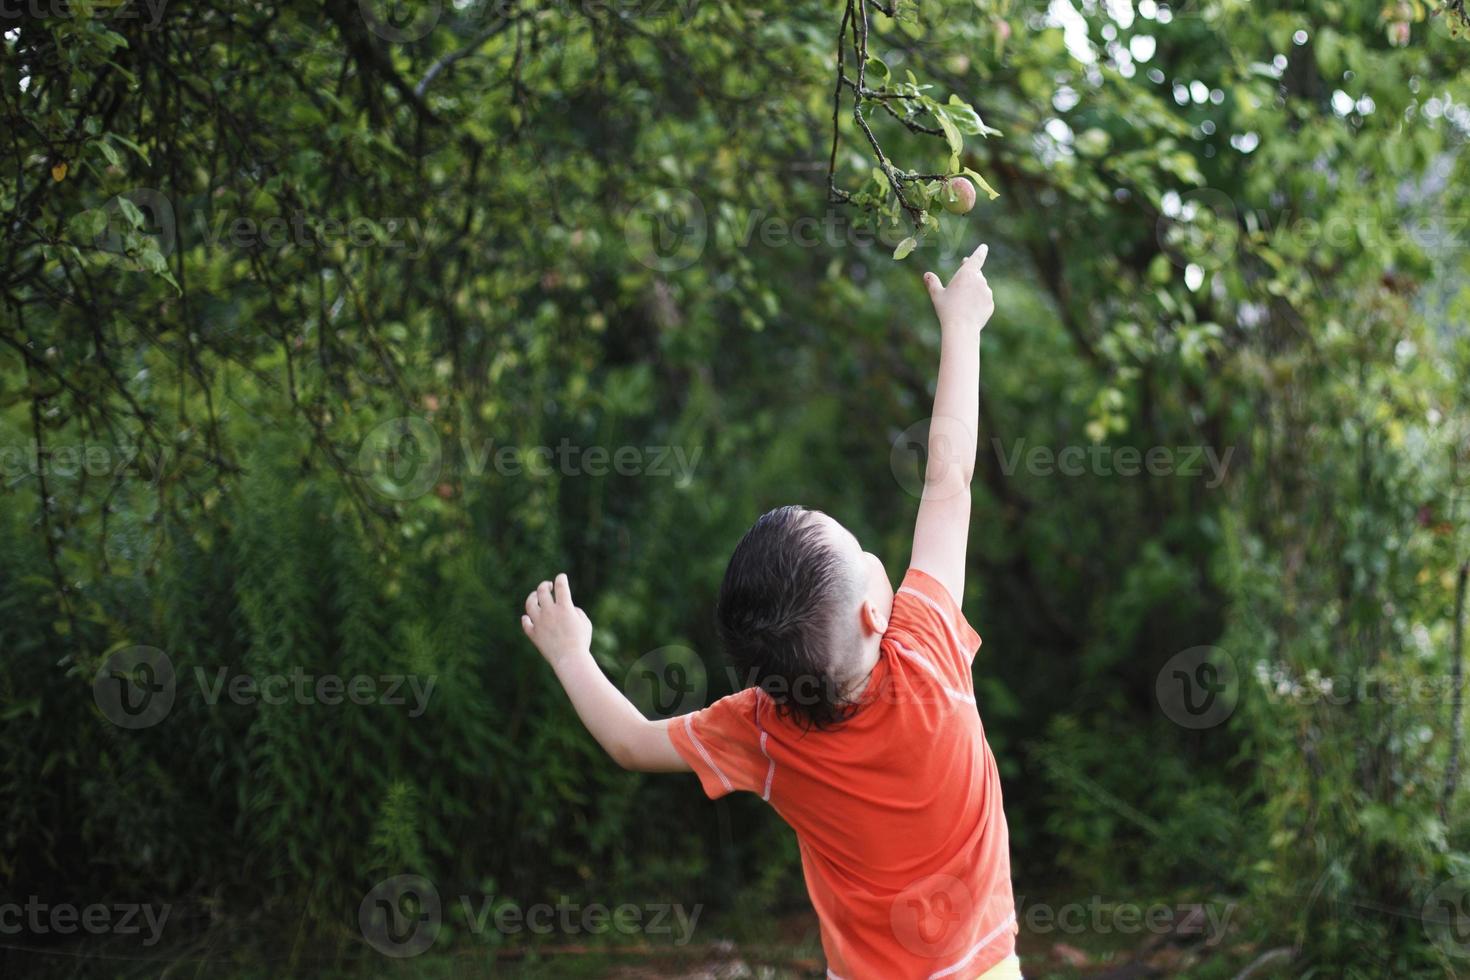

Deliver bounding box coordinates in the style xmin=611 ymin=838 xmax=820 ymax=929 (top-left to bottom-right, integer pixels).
xmin=2 ymin=0 xmax=1469 ymax=976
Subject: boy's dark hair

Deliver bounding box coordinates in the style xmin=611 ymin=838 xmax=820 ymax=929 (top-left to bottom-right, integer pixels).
xmin=716 ymin=505 xmax=858 ymax=731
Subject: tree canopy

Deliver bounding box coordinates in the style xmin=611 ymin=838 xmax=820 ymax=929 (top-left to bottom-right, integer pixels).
xmin=2 ymin=0 xmax=1469 ymax=975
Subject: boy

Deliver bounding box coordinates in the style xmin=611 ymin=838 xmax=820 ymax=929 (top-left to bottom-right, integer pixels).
xmin=521 ymin=241 xmax=1019 ymax=980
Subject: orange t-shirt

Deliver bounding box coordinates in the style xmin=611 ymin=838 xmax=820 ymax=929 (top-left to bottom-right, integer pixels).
xmin=669 ymin=568 xmax=1017 ymax=980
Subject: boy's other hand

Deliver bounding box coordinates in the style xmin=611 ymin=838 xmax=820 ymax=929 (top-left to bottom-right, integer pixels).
xmin=522 ymin=572 xmax=593 ymax=668
xmin=924 ymin=242 xmax=994 ymax=332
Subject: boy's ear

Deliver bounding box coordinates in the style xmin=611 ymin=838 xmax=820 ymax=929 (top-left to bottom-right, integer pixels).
xmin=860 ymin=600 xmax=888 ymax=637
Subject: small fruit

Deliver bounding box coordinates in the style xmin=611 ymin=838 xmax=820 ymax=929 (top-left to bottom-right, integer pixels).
xmin=942 ymin=177 xmax=976 ymax=215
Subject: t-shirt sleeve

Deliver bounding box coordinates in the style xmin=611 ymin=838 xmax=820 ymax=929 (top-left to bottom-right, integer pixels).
xmin=890 ymin=567 xmax=983 ymax=675
xmin=667 ymin=688 xmax=773 ymax=800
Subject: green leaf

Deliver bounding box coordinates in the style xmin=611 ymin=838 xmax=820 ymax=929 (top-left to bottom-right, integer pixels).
xmin=109 ymin=133 xmax=151 ymax=165
xmin=961 ymin=167 xmax=1001 ymax=201
xmin=138 ymin=245 xmax=168 ymax=274
xmin=944 ymin=94 xmax=1001 ymax=137
xmin=893 ymin=236 xmax=917 ymax=260
xmin=118 ymin=197 xmax=145 ymax=228
xmin=95 ymin=29 xmax=130 ymax=52
xmin=68 ymin=209 xmax=108 ymax=241
xmin=933 ymin=106 xmax=963 ymax=158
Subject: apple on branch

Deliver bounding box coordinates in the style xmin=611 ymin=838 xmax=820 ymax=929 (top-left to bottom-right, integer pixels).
xmin=942 ymin=176 xmax=977 ymax=215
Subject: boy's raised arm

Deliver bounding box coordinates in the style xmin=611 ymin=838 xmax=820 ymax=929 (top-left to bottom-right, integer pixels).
xmin=908 ymin=242 xmax=994 ymax=603
xmin=522 ymin=574 xmax=691 ymax=773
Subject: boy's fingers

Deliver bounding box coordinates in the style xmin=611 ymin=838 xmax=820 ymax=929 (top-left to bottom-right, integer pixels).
xmin=524 ymin=591 xmax=539 ymax=616
xmin=554 ymin=573 xmax=572 ymax=605
xmin=923 ymin=272 xmax=943 ymax=301
xmin=521 ymin=615 xmax=534 ymax=634
xmin=536 ymin=581 xmax=553 ymax=606
xmin=969 ymin=242 xmax=989 ymax=267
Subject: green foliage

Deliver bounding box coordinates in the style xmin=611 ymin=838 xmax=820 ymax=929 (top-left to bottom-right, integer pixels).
xmin=2 ymin=0 xmax=1468 ymax=975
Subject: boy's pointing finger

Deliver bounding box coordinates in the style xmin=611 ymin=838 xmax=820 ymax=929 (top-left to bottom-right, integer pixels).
xmin=554 ymin=572 xmax=572 ymax=605
xmin=969 ymin=242 xmax=990 ymax=267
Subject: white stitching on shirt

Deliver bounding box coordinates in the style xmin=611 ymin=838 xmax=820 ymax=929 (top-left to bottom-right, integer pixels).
xmin=758 ymin=730 xmax=775 ymax=802
xmin=683 ymin=713 xmax=733 ymax=792
xmin=927 ymin=911 xmax=1019 ymax=979
xmin=898 ymin=584 xmax=979 ymax=655
xmin=893 ymin=642 xmax=977 ymax=705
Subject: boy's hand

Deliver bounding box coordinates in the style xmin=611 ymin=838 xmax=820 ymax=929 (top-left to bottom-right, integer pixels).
xmin=923 ymin=242 xmax=993 ymax=331
xmin=520 ymin=574 xmax=689 ymax=773
xmin=522 ymin=573 xmax=593 ymax=668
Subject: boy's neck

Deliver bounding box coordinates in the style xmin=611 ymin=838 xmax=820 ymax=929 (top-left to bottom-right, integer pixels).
xmin=839 ymin=631 xmax=885 ymax=702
